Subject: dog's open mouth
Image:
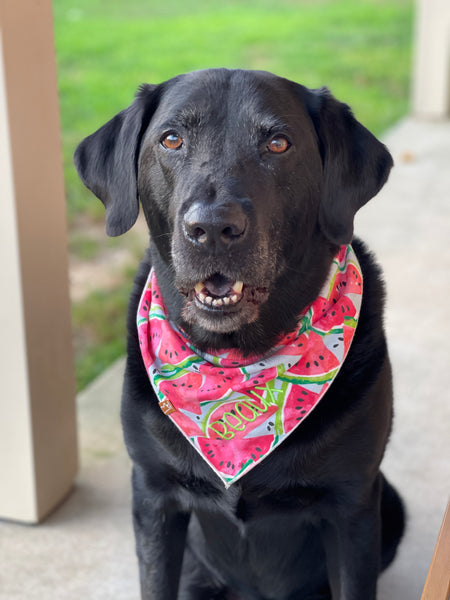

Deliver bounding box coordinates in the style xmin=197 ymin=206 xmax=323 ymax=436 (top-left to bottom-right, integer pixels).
xmin=180 ymin=272 xmax=270 ymax=333
xmin=193 ymin=274 xmax=244 ymax=309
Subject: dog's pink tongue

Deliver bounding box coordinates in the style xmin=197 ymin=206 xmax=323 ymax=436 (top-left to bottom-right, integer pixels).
xmin=204 ymin=274 xmax=234 ymax=298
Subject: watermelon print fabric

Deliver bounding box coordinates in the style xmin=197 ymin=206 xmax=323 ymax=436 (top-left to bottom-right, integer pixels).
xmin=137 ymin=245 xmax=363 ymax=487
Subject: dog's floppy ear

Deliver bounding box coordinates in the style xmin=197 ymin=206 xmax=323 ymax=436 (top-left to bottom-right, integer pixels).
xmin=307 ymin=87 xmax=393 ymax=245
xmin=74 ymin=84 xmax=160 ymax=236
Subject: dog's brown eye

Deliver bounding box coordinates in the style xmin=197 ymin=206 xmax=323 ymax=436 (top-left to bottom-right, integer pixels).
xmin=268 ymin=135 xmax=290 ymax=154
xmin=162 ymin=132 xmax=183 ymax=150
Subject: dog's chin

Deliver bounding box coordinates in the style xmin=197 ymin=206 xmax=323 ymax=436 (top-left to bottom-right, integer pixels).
xmin=181 ymin=297 xmax=259 ymax=334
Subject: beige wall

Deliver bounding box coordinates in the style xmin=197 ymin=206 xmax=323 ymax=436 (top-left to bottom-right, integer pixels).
xmin=413 ymin=0 xmax=450 ymax=118
xmin=0 ymin=0 xmax=78 ymax=522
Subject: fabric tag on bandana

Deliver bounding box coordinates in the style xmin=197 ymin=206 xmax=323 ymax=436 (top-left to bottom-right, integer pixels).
xmin=137 ymin=245 xmax=363 ymax=487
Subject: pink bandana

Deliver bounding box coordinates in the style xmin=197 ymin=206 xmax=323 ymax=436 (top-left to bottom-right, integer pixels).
xmin=137 ymin=245 xmax=362 ymax=487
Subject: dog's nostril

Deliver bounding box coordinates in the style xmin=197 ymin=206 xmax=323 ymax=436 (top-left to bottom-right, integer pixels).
xmin=221 ymin=222 xmax=245 ymax=242
xmin=192 ymin=226 xmax=208 ymax=243
xmin=222 ymin=226 xmax=233 ymax=239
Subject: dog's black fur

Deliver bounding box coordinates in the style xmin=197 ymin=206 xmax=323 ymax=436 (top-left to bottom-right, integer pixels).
xmin=75 ymin=69 xmax=404 ymax=600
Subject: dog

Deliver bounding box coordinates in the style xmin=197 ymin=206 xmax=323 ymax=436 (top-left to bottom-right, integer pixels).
xmin=75 ymin=68 xmax=404 ymax=600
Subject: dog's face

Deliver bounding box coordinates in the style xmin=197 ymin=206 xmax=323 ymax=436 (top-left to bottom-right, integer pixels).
xmin=75 ymin=69 xmax=392 ymax=344
xmin=137 ymin=70 xmax=324 ymax=334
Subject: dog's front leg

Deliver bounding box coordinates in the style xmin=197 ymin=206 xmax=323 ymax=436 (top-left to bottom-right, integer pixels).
xmin=132 ymin=466 xmax=191 ymax=600
xmin=322 ymin=475 xmax=382 ymax=600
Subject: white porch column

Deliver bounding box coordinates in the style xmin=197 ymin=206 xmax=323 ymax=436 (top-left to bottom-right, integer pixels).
xmin=413 ymin=0 xmax=450 ymax=119
xmin=0 ymin=0 xmax=78 ymax=522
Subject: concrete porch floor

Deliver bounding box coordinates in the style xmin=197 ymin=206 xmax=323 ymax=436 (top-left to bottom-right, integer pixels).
xmin=1 ymin=117 xmax=449 ymax=599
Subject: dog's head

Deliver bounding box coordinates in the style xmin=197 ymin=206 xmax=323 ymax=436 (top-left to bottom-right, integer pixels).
xmin=74 ymin=69 xmax=392 ymax=349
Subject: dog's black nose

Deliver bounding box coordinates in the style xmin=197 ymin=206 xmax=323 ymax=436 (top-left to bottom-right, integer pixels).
xmin=183 ymin=202 xmax=247 ymax=251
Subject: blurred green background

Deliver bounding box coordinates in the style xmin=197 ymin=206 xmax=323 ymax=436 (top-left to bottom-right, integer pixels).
xmin=54 ymin=0 xmax=414 ymax=389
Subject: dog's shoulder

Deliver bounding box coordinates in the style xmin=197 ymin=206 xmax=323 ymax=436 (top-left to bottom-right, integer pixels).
xmin=332 ymin=238 xmax=390 ymax=406
xmin=351 ymin=237 xmax=387 ymax=354
xmin=126 ymin=249 xmax=152 ymax=338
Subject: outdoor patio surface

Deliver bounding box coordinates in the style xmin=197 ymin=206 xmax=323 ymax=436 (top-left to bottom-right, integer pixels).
xmin=1 ymin=117 xmax=449 ymax=599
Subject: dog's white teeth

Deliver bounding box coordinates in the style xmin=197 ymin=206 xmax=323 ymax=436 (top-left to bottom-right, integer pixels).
xmin=194 ymin=278 xmax=244 ymax=308
xmin=232 ymin=281 xmax=243 ymax=294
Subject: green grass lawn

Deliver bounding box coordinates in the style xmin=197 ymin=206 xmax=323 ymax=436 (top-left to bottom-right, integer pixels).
xmin=54 ymin=0 xmax=414 ymax=389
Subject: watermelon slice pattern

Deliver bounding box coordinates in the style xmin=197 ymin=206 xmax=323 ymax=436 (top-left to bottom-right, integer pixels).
xmin=137 ymin=244 xmax=363 ymax=486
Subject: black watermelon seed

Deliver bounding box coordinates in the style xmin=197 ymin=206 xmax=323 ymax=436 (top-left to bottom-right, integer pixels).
xmin=227 ymin=461 xmax=231 ymax=468
xmin=319 ymin=355 xmax=324 ymax=360
xmin=251 ymin=453 xmax=256 ymax=460
xmin=314 ymin=361 xmax=319 ymax=367
xmin=306 ymin=362 xmax=310 ymax=368
xmin=219 ymin=461 xmax=224 ymax=466
xmin=255 ymin=447 xmax=262 ymax=452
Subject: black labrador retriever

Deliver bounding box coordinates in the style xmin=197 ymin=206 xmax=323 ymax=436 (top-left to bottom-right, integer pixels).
xmin=75 ymin=68 xmax=404 ymax=600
